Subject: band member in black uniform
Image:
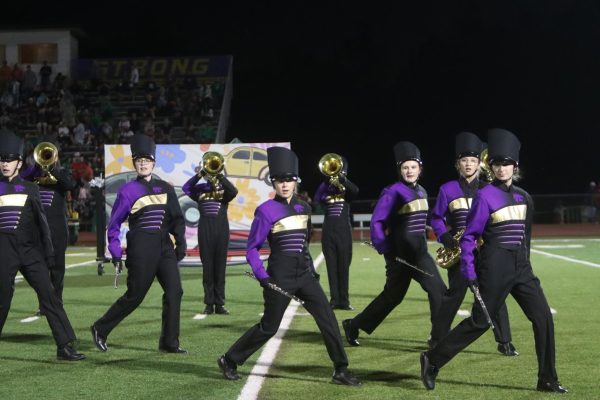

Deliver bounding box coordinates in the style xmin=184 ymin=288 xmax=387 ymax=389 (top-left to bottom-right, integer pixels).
xmin=429 ymin=132 xmax=517 ymax=355
xmin=314 ymin=154 xmax=359 ymax=310
xmin=182 ymin=154 xmax=238 ymax=315
xmin=91 ymin=133 xmax=187 ymax=354
xmin=421 ymin=129 xmax=568 ymax=393
xmin=21 ymin=141 xmax=76 ymax=304
xmin=217 ymin=147 xmax=361 ymax=386
xmin=342 ymin=142 xmax=446 ymax=347
xmin=0 ymin=129 xmax=84 ymax=361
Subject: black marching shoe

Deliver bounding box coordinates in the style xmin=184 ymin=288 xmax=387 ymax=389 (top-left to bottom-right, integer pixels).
xmin=90 ymin=325 xmax=108 ymax=352
xmin=342 ymin=319 xmax=360 ymax=346
xmin=537 ymin=380 xmax=568 ymax=394
xmin=215 ymin=305 xmax=230 ymax=315
xmin=497 ymin=342 xmax=519 ymax=356
xmin=159 ymin=345 xmax=188 ymax=354
xmin=218 ymin=354 xmax=240 ymax=380
xmin=203 ymin=304 xmax=215 ymax=315
xmin=57 ymin=344 xmax=86 ymax=361
xmin=420 ymin=352 xmax=438 ymax=390
xmin=332 ymin=368 xmax=361 ymax=386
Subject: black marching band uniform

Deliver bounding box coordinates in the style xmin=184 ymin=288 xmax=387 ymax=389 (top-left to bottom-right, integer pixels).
xmin=21 ymin=144 xmax=77 ymax=303
xmin=342 ymin=142 xmax=447 ymax=347
xmin=421 ymin=129 xmax=568 ymax=393
xmin=429 ymin=132 xmax=517 ymax=354
xmin=0 ymin=129 xmax=84 ymax=360
xmin=91 ymin=134 xmax=187 ymax=353
xmin=217 ymin=146 xmax=360 ymax=386
xmin=182 ymin=165 xmax=238 ymax=315
xmin=314 ymin=157 xmax=359 ymax=310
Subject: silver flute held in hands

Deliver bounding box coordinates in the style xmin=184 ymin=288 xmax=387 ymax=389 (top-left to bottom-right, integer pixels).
xmin=471 ymin=284 xmax=495 ymax=330
xmin=114 ymin=262 xmax=123 ymax=289
xmin=245 ymin=272 xmax=305 ymax=305
xmin=362 ymin=241 xmax=434 ymax=277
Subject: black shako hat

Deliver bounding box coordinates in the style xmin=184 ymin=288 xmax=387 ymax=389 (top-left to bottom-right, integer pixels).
xmin=0 ymin=129 xmax=24 ymax=161
xmin=455 ymin=131 xmax=483 ymax=159
xmin=393 ymin=141 xmax=422 ymax=165
xmin=267 ymin=146 xmax=299 ymax=181
xmin=487 ymin=128 xmax=520 ymax=165
xmin=130 ymin=133 xmax=156 ymax=160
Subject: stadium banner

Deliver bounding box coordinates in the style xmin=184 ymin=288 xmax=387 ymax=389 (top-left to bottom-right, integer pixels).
xmin=104 ymin=142 xmax=290 ymax=265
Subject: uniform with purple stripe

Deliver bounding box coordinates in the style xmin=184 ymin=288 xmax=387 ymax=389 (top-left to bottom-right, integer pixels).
xmin=431 ymin=178 xmax=482 ymax=238
xmin=246 ymin=196 xmax=310 ymax=280
xmin=371 ymin=181 xmax=429 ymax=255
xmin=314 ymin=182 xmax=346 ymax=217
xmin=182 ymin=175 xmax=228 ymax=217
xmin=0 ymin=183 xmax=23 ymax=231
xmin=460 ymin=182 xmax=532 ymax=280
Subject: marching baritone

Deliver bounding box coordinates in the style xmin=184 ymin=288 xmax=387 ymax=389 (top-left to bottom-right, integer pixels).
xmin=314 ymin=153 xmax=359 ymax=310
xmin=91 ymin=133 xmax=187 ymax=354
xmin=421 ymin=128 xmax=568 ymax=393
xmin=217 ymin=146 xmax=361 ymax=386
xmin=342 ymin=142 xmax=447 ymax=347
xmin=0 ymin=129 xmax=84 ymax=361
xmin=429 ymin=131 xmax=518 ymax=355
xmin=182 ymin=152 xmax=238 ymax=315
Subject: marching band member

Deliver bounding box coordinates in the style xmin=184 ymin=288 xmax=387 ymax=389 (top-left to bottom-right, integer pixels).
xmin=91 ymin=133 xmax=187 ymax=354
xmin=421 ymin=128 xmax=568 ymax=393
xmin=342 ymin=142 xmax=446 ymax=347
xmin=429 ymin=132 xmax=517 ymax=355
xmin=182 ymin=153 xmax=238 ymax=315
xmin=217 ymin=146 xmax=360 ymax=386
xmin=0 ymin=129 xmax=84 ymax=361
xmin=314 ymin=154 xmax=359 ymax=310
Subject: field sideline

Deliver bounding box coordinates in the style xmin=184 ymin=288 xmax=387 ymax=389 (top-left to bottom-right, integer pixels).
xmin=0 ymin=238 xmax=598 ymax=399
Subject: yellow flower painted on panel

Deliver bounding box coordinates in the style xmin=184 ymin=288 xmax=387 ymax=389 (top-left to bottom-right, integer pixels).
xmin=105 ymin=145 xmax=134 ymax=175
xmin=228 ymin=178 xmax=261 ymax=222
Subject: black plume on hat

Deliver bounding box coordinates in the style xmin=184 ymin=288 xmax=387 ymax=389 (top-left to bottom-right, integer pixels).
xmin=487 ymin=128 xmax=520 ymax=165
xmin=0 ymin=129 xmax=24 ymax=160
xmin=267 ymin=146 xmax=299 ymax=180
xmin=393 ymin=141 xmax=422 ymax=165
xmin=130 ymin=134 xmax=156 ymax=160
xmin=455 ymin=131 xmax=483 ymax=159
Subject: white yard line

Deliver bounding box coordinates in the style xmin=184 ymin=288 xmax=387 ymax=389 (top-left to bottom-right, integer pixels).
xmin=15 ymin=260 xmax=97 ymax=283
xmin=530 ymin=249 xmax=600 ymax=268
xmin=237 ymin=252 xmax=325 ymax=400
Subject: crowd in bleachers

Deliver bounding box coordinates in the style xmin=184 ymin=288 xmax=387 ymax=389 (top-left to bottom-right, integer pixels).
xmin=0 ymin=61 xmax=226 ymax=230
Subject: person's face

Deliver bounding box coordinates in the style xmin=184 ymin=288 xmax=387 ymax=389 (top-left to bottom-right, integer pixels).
xmin=0 ymin=159 xmax=22 ymax=179
xmin=457 ymin=156 xmax=480 ymax=179
xmin=399 ymin=160 xmax=421 ymax=184
xmin=273 ymin=178 xmax=297 ymax=200
xmin=491 ymin=162 xmax=515 ymax=182
xmin=134 ymin=157 xmax=155 ymax=178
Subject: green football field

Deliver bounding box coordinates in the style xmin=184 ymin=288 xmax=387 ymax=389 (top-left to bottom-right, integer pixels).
xmin=1 ymin=238 xmax=598 ymax=399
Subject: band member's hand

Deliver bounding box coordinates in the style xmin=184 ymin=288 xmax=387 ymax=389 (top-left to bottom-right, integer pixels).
xmin=46 ymin=256 xmax=56 ymax=269
xmin=112 ymin=258 xmax=122 ymax=271
xmin=468 ymin=279 xmax=479 ymax=294
xmin=176 ymin=244 xmax=186 ymax=261
xmin=259 ymin=277 xmax=273 ymax=289
xmin=198 ymin=168 xmax=208 ymax=178
xmin=440 ymin=232 xmax=459 ymax=249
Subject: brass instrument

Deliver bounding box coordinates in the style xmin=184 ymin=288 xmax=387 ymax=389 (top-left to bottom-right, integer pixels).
xmin=318 ymin=153 xmax=345 ymax=191
xmin=33 ymin=141 xmax=59 ymax=185
xmin=435 ymin=228 xmax=464 ymax=269
xmin=201 ymin=151 xmax=225 ymax=187
xmin=480 ymin=148 xmax=493 ymax=182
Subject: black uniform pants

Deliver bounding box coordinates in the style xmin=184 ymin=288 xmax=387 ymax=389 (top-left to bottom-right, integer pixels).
xmin=0 ymin=256 xmax=76 ymax=346
xmin=430 ymin=262 xmax=512 ymax=344
xmin=49 ymin=223 xmax=68 ymax=301
xmin=94 ymin=237 xmax=183 ymax=348
xmin=428 ymin=246 xmax=558 ymax=382
xmin=198 ymin=218 xmax=229 ymax=306
xmin=322 ymin=219 xmax=353 ymax=308
xmin=352 ymin=252 xmax=446 ymax=337
xmin=226 ymin=264 xmax=348 ymax=369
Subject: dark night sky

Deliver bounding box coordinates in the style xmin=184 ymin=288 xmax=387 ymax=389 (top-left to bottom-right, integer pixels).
xmin=4 ymin=2 xmax=600 ymax=200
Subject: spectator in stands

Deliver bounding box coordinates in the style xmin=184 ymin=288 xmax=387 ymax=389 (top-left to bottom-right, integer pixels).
xmin=72 ymin=120 xmax=87 ymax=145
xmin=53 ymin=72 xmax=66 ymax=92
xmin=129 ymin=65 xmax=139 ymax=90
xmin=9 ymin=77 xmax=20 ymax=108
xmin=71 ymin=152 xmax=94 ymax=184
xmin=39 ymin=61 xmax=52 ymax=91
xmin=57 ymin=122 xmax=72 ymax=146
xmin=12 ymin=63 xmax=24 ymax=83
xmin=0 ymin=61 xmax=11 ymax=92
xmin=22 ymin=65 xmax=37 ymax=99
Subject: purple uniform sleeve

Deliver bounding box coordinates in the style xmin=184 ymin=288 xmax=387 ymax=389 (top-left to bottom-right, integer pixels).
xmin=245 ymin=207 xmax=272 ymax=280
xmin=182 ymin=174 xmax=201 ymax=199
xmin=430 ymin=186 xmax=449 ymax=240
xmin=107 ymin=187 xmax=132 ymax=259
xmin=459 ymin=192 xmax=489 ymax=280
xmin=370 ymin=187 xmax=394 ymax=254
xmin=313 ymin=182 xmax=327 ymax=204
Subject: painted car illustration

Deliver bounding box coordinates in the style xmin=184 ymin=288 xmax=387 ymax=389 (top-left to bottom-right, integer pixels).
xmin=223 ymin=146 xmax=270 ymax=184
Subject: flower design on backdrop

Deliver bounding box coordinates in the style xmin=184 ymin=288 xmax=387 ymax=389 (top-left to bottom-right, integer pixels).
xmin=155 ymin=145 xmax=186 ymax=173
xmin=105 ymin=145 xmax=134 ymax=175
xmin=228 ymin=178 xmax=262 ymax=221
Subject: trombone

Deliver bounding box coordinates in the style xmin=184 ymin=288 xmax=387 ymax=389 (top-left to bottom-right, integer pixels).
xmin=318 ymin=153 xmax=345 ymax=191
xmin=33 ymin=142 xmax=59 ymax=185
